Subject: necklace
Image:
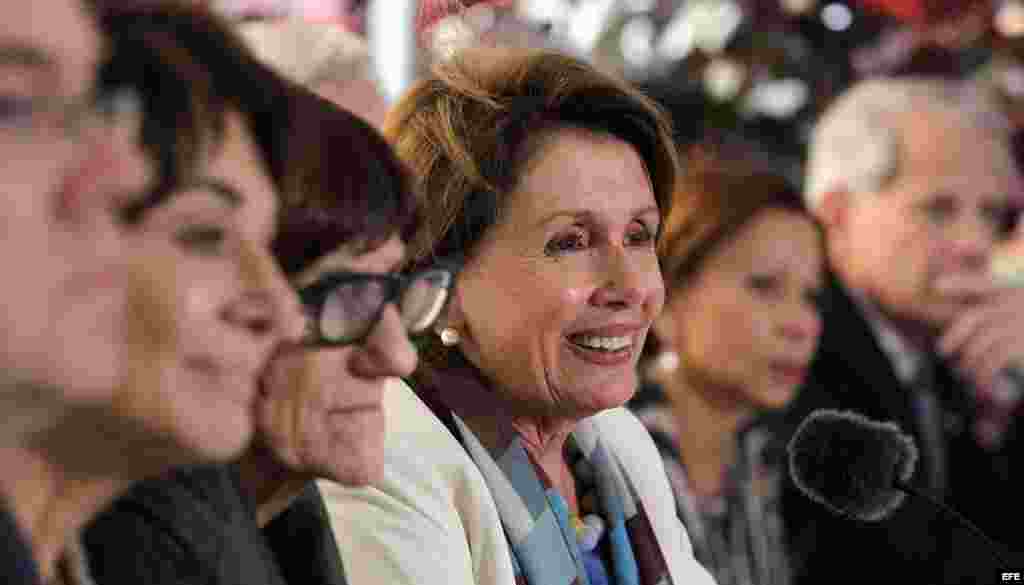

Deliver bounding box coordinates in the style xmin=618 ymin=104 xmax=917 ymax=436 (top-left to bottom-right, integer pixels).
xmin=566 ymin=447 xmax=606 ymax=553
xmin=570 ymin=512 xmax=605 ymax=552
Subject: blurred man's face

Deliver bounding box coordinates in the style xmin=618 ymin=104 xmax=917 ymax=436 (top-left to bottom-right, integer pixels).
xmin=837 ymin=109 xmax=1021 ymax=331
xmin=0 ymin=1 xmax=151 ymax=431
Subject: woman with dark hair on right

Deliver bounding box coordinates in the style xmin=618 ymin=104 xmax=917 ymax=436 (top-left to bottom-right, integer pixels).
xmin=630 ymin=150 xmax=825 ymax=585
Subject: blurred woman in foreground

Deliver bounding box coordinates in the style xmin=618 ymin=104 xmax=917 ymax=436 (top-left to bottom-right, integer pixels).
xmin=85 ymin=5 xmax=449 ymax=585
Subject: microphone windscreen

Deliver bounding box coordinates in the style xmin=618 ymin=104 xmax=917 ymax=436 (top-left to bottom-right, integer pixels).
xmin=787 ymin=409 xmax=919 ymax=521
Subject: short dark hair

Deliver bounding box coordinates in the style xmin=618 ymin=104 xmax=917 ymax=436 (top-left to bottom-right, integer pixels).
xmin=98 ymin=4 xmax=293 ymax=220
xmin=272 ymin=87 xmax=419 ymax=277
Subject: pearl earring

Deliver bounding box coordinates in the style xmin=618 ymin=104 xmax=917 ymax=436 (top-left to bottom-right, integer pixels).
xmin=654 ymin=350 xmax=680 ymax=373
xmin=440 ymin=327 xmax=461 ymax=347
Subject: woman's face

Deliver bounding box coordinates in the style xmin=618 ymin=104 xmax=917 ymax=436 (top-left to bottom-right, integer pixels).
xmin=452 ymin=128 xmax=664 ymax=420
xmin=666 ymin=209 xmax=823 ymax=411
xmin=255 ymin=235 xmax=418 ymax=486
xmin=0 ymin=1 xmax=152 ymax=420
xmin=115 ymin=111 xmax=304 ymax=464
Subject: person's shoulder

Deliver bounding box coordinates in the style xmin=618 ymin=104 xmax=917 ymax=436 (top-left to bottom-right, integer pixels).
xmin=318 ymin=378 xmax=514 ymax=585
xmin=264 ymin=484 xmax=347 ymax=585
xmin=124 ymin=465 xmax=248 ymax=527
xmin=0 ymin=503 xmax=41 ymax=585
xmin=92 ymin=466 xmax=231 ymax=529
xmin=323 ymin=378 xmax=496 ymax=514
xmin=84 ymin=465 xmax=283 ymax=585
xmin=588 ymin=406 xmax=656 ymax=446
xmin=83 ymin=482 xmax=209 ymax=585
xmin=380 ymin=378 xmax=476 ymax=470
xmin=582 ymin=407 xmax=670 ymax=488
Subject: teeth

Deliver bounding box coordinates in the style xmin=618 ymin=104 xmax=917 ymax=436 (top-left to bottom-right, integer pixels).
xmin=573 ymin=335 xmax=632 ymax=351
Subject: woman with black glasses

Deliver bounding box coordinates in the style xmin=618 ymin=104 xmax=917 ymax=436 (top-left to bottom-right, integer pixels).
xmin=234 ymin=86 xmax=453 ymax=585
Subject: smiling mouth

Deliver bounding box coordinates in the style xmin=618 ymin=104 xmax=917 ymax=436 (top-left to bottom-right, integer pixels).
xmin=568 ymin=334 xmax=634 ymax=353
xmin=769 ymin=362 xmax=808 ymax=383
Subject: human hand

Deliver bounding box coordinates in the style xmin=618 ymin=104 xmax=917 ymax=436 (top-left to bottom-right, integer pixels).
xmin=936 ymin=273 xmax=1024 ymax=390
xmin=936 ymin=273 xmax=1024 ymax=448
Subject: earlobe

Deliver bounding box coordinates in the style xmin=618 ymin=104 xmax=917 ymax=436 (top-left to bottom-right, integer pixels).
xmin=435 ymin=285 xmax=466 ymax=334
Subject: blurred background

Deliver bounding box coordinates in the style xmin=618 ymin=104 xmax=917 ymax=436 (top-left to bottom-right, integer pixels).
xmin=205 ymin=0 xmax=1024 ymax=186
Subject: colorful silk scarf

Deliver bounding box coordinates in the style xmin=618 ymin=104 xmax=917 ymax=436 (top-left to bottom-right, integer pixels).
xmin=455 ymin=415 xmax=673 ymax=585
xmin=413 ymin=355 xmax=674 ymax=585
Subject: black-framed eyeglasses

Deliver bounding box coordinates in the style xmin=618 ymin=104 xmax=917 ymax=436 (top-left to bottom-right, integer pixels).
xmin=298 ymin=266 xmax=456 ymax=347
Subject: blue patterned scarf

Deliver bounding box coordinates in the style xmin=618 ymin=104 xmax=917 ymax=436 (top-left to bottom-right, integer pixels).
xmin=413 ymin=357 xmax=673 ymax=585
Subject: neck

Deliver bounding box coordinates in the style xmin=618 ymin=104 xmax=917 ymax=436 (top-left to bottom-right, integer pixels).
xmin=872 ymin=304 xmax=936 ymax=351
xmin=516 ymin=416 xmax=575 ymax=497
xmin=0 ymin=443 xmax=127 ymax=582
xmin=829 ymin=248 xmax=937 ymax=349
xmin=424 ymin=354 xmax=579 ymax=510
xmin=0 ymin=397 xmax=196 ymax=582
xmin=659 ymin=370 xmax=750 ymax=498
xmin=235 ymin=445 xmax=308 ymax=528
xmin=460 ymin=407 xmax=579 ymax=512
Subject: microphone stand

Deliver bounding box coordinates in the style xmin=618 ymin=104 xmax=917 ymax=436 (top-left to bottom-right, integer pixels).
xmin=895 ymin=479 xmax=1015 ymax=568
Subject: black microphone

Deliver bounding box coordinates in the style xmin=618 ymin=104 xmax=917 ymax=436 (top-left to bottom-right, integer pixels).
xmin=787 ymin=409 xmax=1015 ymax=568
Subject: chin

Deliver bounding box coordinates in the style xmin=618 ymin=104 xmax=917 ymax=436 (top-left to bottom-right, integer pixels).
xmin=573 ymin=376 xmax=639 ymax=417
xmin=325 ymin=412 xmax=387 ymax=486
xmin=53 ymin=369 xmax=119 ymax=407
xmin=755 ymin=385 xmax=798 ymax=411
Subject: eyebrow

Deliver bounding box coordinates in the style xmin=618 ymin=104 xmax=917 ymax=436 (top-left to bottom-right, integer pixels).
xmin=536 ymin=206 xmax=660 ymax=227
xmin=0 ymin=44 xmax=58 ymax=70
xmin=0 ymin=41 xmax=107 ymax=98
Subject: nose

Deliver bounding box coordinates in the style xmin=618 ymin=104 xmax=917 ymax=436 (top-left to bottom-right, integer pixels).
xmin=590 ymin=245 xmax=663 ymax=312
xmin=350 ymin=304 xmax=418 ymax=380
xmin=776 ymin=302 xmax=821 ymax=347
xmin=233 ymin=244 xmax=307 ymax=342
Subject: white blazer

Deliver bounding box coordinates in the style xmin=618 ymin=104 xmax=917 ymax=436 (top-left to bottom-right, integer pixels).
xmin=320 ymin=378 xmax=716 ymax=585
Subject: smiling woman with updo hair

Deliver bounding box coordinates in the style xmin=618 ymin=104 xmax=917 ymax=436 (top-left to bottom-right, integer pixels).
xmin=323 ymin=46 xmax=717 ymax=585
